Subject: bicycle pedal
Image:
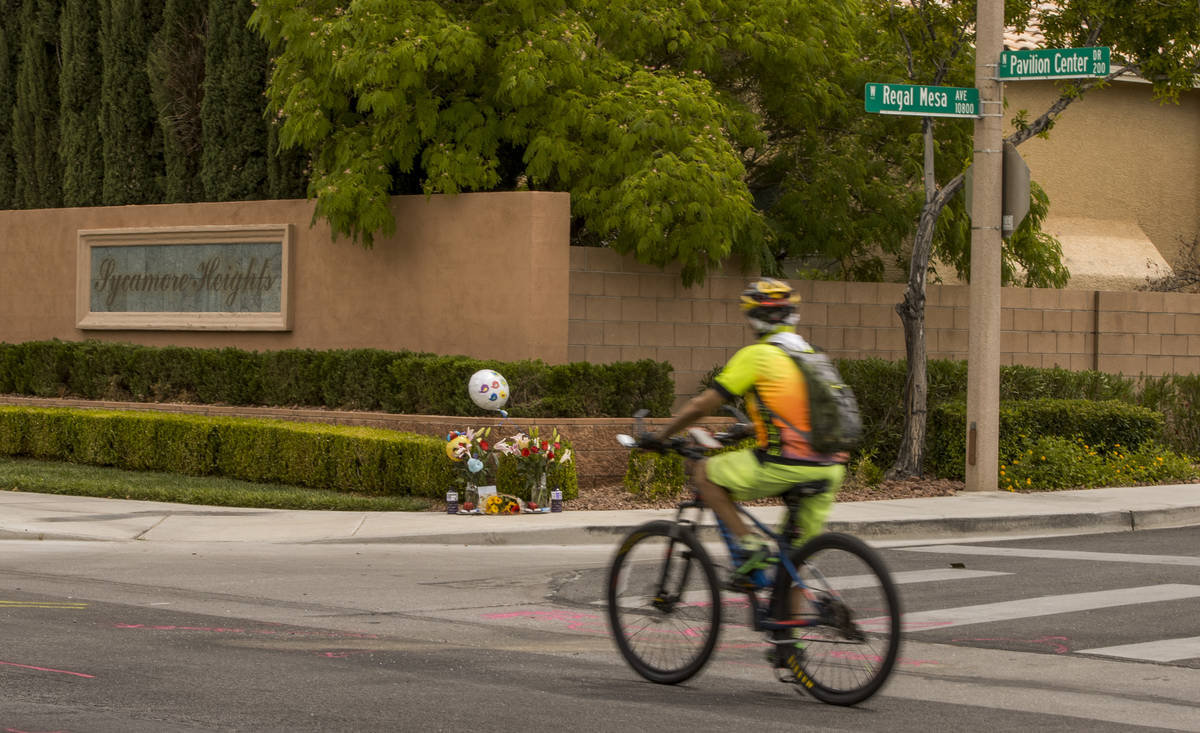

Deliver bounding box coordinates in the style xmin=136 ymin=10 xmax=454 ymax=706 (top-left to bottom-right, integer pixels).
xmin=725 ymin=575 xmax=759 ymax=592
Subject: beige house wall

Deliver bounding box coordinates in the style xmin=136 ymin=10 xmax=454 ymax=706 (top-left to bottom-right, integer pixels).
xmin=1004 ymin=80 xmax=1200 ymax=269
xmin=0 ymin=192 xmax=570 ymax=362
xmin=569 ymin=248 xmax=1200 ymax=408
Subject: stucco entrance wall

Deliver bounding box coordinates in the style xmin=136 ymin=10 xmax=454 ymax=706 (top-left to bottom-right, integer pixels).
xmin=0 ymin=192 xmax=570 ymax=363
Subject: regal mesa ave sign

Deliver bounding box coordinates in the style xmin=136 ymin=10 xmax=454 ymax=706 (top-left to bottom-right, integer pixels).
xmin=864 ymin=83 xmax=980 ymax=118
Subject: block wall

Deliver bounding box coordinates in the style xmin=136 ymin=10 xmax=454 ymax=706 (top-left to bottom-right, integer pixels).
xmin=569 ymin=247 xmax=1200 ymax=407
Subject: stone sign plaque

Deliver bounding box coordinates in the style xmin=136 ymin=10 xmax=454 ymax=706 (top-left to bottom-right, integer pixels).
xmin=77 ymin=225 xmax=292 ymax=331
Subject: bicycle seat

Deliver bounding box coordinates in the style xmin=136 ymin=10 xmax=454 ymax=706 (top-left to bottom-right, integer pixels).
xmin=783 ymin=479 xmax=828 ymax=500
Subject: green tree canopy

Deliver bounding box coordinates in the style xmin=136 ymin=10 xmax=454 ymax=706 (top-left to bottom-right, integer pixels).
xmin=251 ymin=0 xmax=863 ymax=284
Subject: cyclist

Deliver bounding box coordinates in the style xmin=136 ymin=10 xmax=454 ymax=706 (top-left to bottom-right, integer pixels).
xmin=641 ymin=277 xmax=848 ymax=579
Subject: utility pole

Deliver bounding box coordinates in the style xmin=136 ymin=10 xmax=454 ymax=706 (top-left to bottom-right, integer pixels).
xmin=965 ymin=0 xmax=1003 ymax=491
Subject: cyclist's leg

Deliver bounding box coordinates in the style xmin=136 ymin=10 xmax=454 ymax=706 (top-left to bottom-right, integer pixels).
xmin=784 ymin=463 xmax=846 ymax=626
xmin=692 ymin=457 xmax=750 ymax=539
xmin=705 ymin=449 xmax=782 ymax=573
xmin=791 ymin=463 xmax=846 ymax=544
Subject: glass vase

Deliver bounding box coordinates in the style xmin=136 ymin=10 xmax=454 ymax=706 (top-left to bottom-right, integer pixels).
xmin=462 ymin=484 xmax=480 ymax=513
xmin=529 ymin=474 xmax=549 ymax=511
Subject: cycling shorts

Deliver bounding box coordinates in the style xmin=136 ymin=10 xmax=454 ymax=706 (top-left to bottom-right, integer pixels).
xmin=706 ymin=447 xmax=845 ymax=542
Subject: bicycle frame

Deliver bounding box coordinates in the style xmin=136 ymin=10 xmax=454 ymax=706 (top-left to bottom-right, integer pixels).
xmin=670 ymin=493 xmax=827 ymax=633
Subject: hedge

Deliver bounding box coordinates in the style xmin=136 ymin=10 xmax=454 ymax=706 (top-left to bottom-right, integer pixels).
xmin=926 ymin=398 xmax=1165 ymax=480
xmin=0 ymin=407 xmax=579 ymax=500
xmin=0 ymin=340 xmax=674 ymax=418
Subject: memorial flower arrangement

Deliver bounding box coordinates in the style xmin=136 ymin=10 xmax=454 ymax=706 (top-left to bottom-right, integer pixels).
xmin=444 ymin=427 xmax=496 ymax=493
xmin=494 ymin=427 xmax=573 ymax=509
xmin=483 ymin=494 xmax=522 ymax=515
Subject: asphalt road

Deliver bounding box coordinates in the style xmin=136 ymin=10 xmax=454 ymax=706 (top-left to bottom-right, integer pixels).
xmin=1 ymin=527 xmax=1198 ymax=732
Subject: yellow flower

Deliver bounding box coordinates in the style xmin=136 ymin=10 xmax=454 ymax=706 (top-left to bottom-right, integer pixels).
xmin=1026 ymin=478 xmax=1032 ymax=485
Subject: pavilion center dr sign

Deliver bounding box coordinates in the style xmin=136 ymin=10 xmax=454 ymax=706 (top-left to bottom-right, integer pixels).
xmin=864 ymin=82 xmax=980 ymax=118
xmin=76 ymin=225 xmax=293 ymax=331
xmin=999 ymin=47 xmax=1110 ymax=80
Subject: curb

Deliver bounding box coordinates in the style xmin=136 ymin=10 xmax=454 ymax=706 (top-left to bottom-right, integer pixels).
xmin=307 ymin=509 xmax=1170 ymax=546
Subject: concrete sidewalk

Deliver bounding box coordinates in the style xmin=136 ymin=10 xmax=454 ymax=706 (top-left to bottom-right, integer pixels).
xmin=2 ymin=483 xmax=1199 ymax=545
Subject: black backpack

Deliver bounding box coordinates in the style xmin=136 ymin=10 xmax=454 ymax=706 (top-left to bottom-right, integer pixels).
xmin=766 ymin=332 xmax=863 ymax=455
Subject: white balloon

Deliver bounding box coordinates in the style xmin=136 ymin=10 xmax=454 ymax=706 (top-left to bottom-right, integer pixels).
xmin=468 ymin=369 xmax=509 ymax=410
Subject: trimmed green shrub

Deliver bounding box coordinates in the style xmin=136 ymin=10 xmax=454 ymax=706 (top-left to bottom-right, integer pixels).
xmin=0 ymin=406 xmax=585 ymax=500
xmin=0 ymin=406 xmax=472 ymax=498
xmin=623 ymin=451 xmax=687 ymax=500
xmin=927 ymin=399 xmax=1165 ymax=480
xmin=1137 ymin=373 xmax=1200 ymax=456
xmin=0 ymin=340 xmax=674 ymax=418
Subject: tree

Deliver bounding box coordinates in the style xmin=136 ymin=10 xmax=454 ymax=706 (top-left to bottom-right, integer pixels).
xmin=202 ymin=0 xmax=271 ymax=201
xmin=249 ymin=0 xmax=868 ymax=284
xmin=877 ymin=0 xmax=1200 ymax=478
xmin=100 ymin=0 xmax=164 ymax=205
xmin=0 ymin=1 xmax=23 ymax=209
xmin=12 ymin=0 xmax=61 ymax=209
xmin=59 ymin=0 xmax=104 ymax=206
xmin=150 ymin=0 xmax=208 ymax=203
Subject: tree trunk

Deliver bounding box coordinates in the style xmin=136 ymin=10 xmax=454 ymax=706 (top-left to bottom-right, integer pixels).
xmin=889 ymin=119 xmax=964 ymax=478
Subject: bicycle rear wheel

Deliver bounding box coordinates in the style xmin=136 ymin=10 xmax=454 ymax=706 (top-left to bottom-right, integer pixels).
xmin=777 ymin=532 xmax=901 ymax=706
xmin=606 ymin=521 xmax=721 ymax=684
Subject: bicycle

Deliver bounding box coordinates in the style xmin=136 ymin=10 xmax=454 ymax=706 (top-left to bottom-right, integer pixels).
xmin=606 ymin=411 xmax=902 ymax=706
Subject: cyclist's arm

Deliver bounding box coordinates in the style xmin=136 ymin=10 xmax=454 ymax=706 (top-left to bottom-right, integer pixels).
xmin=651 ymin=388 xmax=725 ymax=442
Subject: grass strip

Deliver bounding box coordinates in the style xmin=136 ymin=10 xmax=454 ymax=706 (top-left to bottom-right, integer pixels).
xmin=0 ymin=457 xmax=434 ymax=511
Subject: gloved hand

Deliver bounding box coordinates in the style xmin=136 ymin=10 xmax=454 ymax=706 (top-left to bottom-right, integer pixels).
xmin=637 ymin=432 xmax=666 ymax=452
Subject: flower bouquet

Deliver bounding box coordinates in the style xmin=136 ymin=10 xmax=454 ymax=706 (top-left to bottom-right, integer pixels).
xmin=495 ymin=427 xmax=573 ymax=513
xmin=482 ymin=493 xmax=524 ymax=515
xmin=444 ymin=427 xmax=497 ymax=513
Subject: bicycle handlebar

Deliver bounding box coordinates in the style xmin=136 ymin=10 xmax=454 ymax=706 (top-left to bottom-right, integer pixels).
xmin=616 ymin=409 xmax=753 ymax=460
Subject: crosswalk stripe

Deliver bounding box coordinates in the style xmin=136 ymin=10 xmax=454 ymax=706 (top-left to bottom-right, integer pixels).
xmin=1077 ymin=635 xmax=1200 ymax=662
xmin=898 ymin=544 xmax=1200 ymax=567
xmin=829 ymin=567 xmax=1010 ymax=588
xmin=892 ymin=584 xmax=1200 ymax=632
xmin=605 ymin=568 xmax=1009 ymax=607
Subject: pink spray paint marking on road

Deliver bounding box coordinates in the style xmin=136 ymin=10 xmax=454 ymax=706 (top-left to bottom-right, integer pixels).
xmin=951 ymin=635 xmax=1071 ymax=654
xmin=114 ymin=623 xmax=378 ymax=639
xmin=0 ymin=659 xmax=94 ymax=679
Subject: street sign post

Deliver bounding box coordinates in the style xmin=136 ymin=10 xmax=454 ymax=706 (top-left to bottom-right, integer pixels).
xmin=999 ymin=47 xmax=1110 ymax=80
xmin=864 ymin=83 xmax=980 ymax=118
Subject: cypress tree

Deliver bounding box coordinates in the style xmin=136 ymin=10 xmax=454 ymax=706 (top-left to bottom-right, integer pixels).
xmin=201 ymin=0 xmax=268 ymax=201
xmin=149 ymin=0 xmax=207 ymax=203
xmin=12 ymin=0 xmax=61 ymax=209
xmin=267 ymin=116 xmax=308 ymax=200
xmin=0 ymin=1 xmax=23 ymax=209
xmin=100 ymin=0 xmax=164 ymax=205
xmin=59 ymin=0 xmax=103 ymax=206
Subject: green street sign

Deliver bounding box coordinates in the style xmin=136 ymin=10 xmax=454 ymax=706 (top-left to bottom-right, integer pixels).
xmin=999 ymin=47 xmax=1110 ymax=80
xmin=864 ymin=83 xmax=979 ymax=118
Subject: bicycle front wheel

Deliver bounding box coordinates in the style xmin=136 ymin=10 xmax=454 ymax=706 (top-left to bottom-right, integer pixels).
xmin=605 ymin=521 xmax=721 ymax=684
xmin=779 ymin=532 xmax=901 ymax=706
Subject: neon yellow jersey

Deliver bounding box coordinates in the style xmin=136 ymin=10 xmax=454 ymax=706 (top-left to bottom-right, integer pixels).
xmin=713 ymin=328 xmax=835 ymax=464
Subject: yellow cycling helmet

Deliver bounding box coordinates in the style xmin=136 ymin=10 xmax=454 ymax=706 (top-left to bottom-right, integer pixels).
xmin=740 ymin=278 xmax=800 ymax=332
